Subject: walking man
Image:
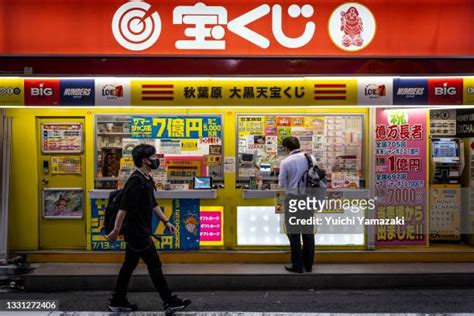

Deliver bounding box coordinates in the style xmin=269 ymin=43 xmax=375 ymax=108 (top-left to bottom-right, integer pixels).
xmin=106 ymin=144 xmax=191 ymax=313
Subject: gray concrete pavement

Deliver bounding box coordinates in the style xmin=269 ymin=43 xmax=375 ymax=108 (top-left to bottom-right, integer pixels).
xmin=23 ymin=263 xmax=474 ymax=291
xmin=1 ymin=289 xmax=474 ymax=313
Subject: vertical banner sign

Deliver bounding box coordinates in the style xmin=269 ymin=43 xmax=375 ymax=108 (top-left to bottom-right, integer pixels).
xmin=173 ymin=199 xmax=200 ymax=250
xmin=200 ymin=206 xmax=224 ymax=246
xmin=375 ymin=109 xmax=428 ymax=246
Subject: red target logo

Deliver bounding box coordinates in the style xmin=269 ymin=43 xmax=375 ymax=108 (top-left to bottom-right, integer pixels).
xmin=112 ymin=2 xmax=161 ymax=51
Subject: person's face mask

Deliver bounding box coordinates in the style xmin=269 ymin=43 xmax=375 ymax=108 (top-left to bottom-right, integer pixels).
xmin=147 ymin=158 xmax=160 ymax=170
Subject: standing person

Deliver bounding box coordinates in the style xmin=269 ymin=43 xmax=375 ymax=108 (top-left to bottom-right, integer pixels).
xmin=106 ymin=144 xmax=191 ymax=314
xmin=279 ymin=136 xmax=317 ymax=273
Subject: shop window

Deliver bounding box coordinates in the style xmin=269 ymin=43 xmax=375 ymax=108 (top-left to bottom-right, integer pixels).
xmin=95 ymin=115 xmax=224 ymax=190
xmin=236 ymin=206 xmax=365 ymax=246
xmin=236 ymin=114 xmax=365 ymax=189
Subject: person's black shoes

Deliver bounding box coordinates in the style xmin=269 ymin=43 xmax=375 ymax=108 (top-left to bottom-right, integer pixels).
xmin=108 ymin=296 xmax=138 ymax=312
xmin=285 ymin=264 xmax=304 ymax=273
xmin=305 ymin=266 xmax=313 ymax=272
xmin=164 ymin=295 xmax=192 ymax=315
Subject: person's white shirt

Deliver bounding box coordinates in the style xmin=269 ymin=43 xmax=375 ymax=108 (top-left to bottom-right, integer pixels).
xmin=278 ymin=149 xmax=316 ymax=193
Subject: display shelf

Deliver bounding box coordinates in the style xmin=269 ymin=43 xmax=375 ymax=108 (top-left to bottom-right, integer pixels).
xmin=89 ymin=189 xmax=218 ymax=199
xmin=242 ymin=188 xmax=370 ymax=199
xmin=168 ymin=176 xmax=224 ymax=181
xmin=95 ymin=177 xmax=121 ymax=181
xmin=98 ymin=132 xmax=132 ymax=136
xmin=242 ymin=190 xmax=279 ymax=199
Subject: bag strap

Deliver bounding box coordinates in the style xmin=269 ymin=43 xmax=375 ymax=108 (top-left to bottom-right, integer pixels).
xmin=298 ymin=154 xmax=312 ymax=194
xmin=304 ymin=153 xmax=314 ymax=170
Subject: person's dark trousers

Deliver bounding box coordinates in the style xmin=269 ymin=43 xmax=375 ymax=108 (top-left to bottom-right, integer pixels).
xmin=287 ymin=233 xmax=315 ymax=270
xmin=114 ymin=236 xmax=172 ymax=302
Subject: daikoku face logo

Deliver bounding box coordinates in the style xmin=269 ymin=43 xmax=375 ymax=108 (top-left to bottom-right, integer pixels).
xmin=328 ymin=2 xmax=376 ymax=51
xmin=112 ymin=1 xmax=162 ymax=51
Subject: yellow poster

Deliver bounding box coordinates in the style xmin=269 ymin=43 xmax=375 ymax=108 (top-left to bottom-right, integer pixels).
xmin=304 ymin=116 xmax=325 ymax=130
xmin=181 ymin=139 xmax=198 ymax=151
xmin=205 ymin=155 xmax=222 ymax=166
xmin=464 ymin=77 xmax=474 ymax=105
xmin=238 ymin=116 xmax=264 ymax=136
xmin=291 ymin=116 xmax=305 ymax=127
xmin=51 ymin=156 xmax=81 ymax=174
xmin=119 ymin=157 xmax=135 ymax=178
xmin=0 ymin=78 xmax=24 ymax=106
xmin=166 ymin=159 xmax=203 ymax=178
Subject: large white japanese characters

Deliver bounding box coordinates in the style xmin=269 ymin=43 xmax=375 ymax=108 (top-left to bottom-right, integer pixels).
xmin=112 ymin=1 xmax=318 ymax=51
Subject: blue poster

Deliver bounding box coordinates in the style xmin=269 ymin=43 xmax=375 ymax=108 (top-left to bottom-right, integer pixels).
xmin=91 ymin=198 xmax=162 ymax=251
xmin=131 ymin=116 xmax=222 ymax=139
xmin=393 ymin=78 xmax=428 ymax=105
xmin=173 ymin=199 xmax=200 ymax=250
xmin=91 ymin=198 xmax=198 ymax=251
xmin=60 ymin=79 xmax=95 ymax=105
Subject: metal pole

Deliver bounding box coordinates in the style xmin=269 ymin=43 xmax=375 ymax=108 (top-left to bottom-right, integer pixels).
xmin=0 ymin=113 xmax=11 ymax=261
xmin=367 ymin=107 xmax=376 ymax=250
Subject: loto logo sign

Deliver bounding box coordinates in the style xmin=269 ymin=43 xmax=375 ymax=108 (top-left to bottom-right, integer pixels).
xmin=111 ymin=1 xmax=374 ymax=52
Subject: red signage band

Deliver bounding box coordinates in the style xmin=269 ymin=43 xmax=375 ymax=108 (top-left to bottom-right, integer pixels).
xmin=0 ymin=0 xmax=472 ymax=56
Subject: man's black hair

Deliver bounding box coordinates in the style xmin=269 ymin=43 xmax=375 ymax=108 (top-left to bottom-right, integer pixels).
xmin=132 ymin=144 xmax=156 ymax=168
xmin=282 ymin=136 xmax=300 ymax=152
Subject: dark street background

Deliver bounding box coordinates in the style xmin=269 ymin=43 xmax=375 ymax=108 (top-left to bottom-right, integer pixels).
xmin=1 ymin=289 xmax=474 ymax=313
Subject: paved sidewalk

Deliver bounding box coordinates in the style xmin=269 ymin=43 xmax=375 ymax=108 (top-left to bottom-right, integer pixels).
xmin=23 ymin=263 xmax=474 ymax=291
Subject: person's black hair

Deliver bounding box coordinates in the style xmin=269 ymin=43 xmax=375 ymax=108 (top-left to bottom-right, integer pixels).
xmin=132 ymin=144 xmax=156 ymax=167
xmin=281 ymin=136 xmax=300 ymax=152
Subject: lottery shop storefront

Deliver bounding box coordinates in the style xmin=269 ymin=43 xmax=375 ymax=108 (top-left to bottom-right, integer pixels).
xmin=3 ymin=75 xmax=474 ymax=264
xmin=2 ymin=0 xmax=474 ymax=263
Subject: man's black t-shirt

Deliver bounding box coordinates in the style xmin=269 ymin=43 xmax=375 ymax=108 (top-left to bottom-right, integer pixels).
xmin=120 ymin=170 xmax=158 ymax=238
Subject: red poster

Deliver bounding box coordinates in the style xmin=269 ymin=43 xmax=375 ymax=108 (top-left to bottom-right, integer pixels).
xmin=375 ymin=109 xmax=428 ymax=246
xmin=199 ymin=207 xmax=224 ymax=246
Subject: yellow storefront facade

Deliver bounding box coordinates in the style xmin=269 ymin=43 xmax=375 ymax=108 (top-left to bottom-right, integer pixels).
xmin=3 ymin=76 xmax=474 ymax=263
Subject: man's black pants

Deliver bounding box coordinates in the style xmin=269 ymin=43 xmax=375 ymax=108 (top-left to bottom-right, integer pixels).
xmin=114 ymin=236 xmax=172 ymax=302
xmin=287 ymin=233 xmax=315 ymax=270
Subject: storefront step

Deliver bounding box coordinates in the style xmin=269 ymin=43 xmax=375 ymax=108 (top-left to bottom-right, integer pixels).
xmin=24 ymin=263 xmax=474 ymax=291
xmin=13 ymin=247 xmax=474 ymax=264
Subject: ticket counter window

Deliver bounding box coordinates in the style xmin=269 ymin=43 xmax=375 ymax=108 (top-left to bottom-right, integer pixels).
xmin=94 ymin=115 xmax=224 ymax=190
xmin=236 ymin=115 xmax=365 ymax=190
xmin=236 ymin=114 xmax=366 ymax=247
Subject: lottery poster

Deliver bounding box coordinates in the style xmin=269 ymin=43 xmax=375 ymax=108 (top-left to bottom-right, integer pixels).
xmin=375 ymin=109 xmax=428 ymax=246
